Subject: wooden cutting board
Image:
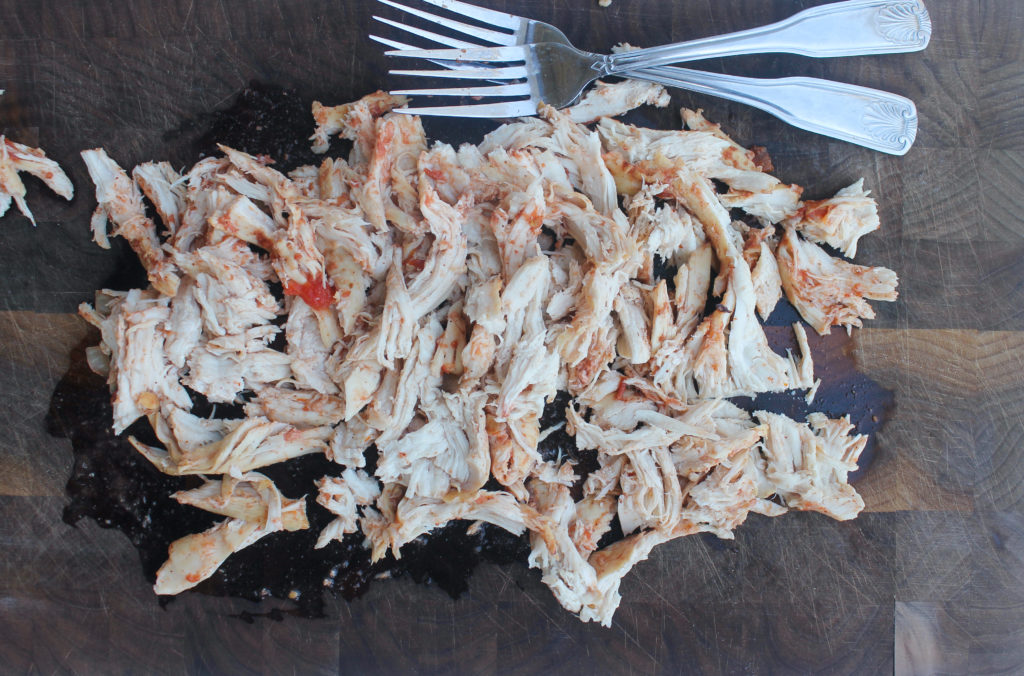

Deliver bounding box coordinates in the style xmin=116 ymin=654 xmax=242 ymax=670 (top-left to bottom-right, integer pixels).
xmin=1 ymin=1 xmax=1021 ymax=672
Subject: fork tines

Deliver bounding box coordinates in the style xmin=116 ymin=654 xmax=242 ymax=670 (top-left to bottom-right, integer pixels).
xmin=377 ymin=0 xmax=517 ymax=45
xmin=384 ymin=45 xmax=526 ymax=62
xmin=387 ymin=65 xmax=529 ymax=80
xmin=392 ymin=99 xmax=538 ymax=118
xmin=419 ymin=0 xmax=521 ymax=30
xmin=374 ymin=0 xmax=536 ymax=116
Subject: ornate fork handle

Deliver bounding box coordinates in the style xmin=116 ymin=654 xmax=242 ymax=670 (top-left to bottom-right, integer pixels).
xmin=627 ymin=67 xmax=918 ymax=155
xmin=606 ymin=0 xmax=931 ymax=73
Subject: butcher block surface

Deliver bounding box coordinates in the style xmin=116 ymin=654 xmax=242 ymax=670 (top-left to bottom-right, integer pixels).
xmin=1 ymin=1 xmax=1022 ymax=673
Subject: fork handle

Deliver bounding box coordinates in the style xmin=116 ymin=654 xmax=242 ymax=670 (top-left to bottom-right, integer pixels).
xmin=606 ymin=0 xmax=931 ymax=72
xmin=625 ymin=67 xmax=918 ymax=155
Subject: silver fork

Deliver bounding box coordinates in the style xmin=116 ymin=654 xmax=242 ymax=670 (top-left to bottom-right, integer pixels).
xmin=371 ymin=0 xmax=929 ymax=154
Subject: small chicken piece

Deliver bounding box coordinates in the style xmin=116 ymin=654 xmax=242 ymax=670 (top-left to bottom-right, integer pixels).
xmin=755 ymin=410 xmax=867 ymax=520
xmin=363 ymin=489 xmax=553 ymax=562
xmin=556 ymin=193 xmax=638 ymax=274
xmin=431 ymin=304 xmax=467 ymax=378
xmin=356 ymin=113 xmax=426 ymax=234
xmin=81 ymin=148 xmax=180 ymax=295
xmin=310 ymin=92 xmax=408 ymax=157
xmin=164 ymin=279 xmax=203 ymax=369
xmin=427 ymin=389 xmax=492 ymax=494
xmin=316 ymin=156 xmax=356 ymax=203
xmin=577 ymin=372 xmax=658 ymax=430
xmin=719 ymin=183 xmax=803 ymax=224
xmin=184 ymin=338 xmax=292 ymax=404
xmin=547 ymin=248 xmax=584 ymax=321
xmin=0 ymin=142 xmax=31 ymax=224
xmin=673 ymin=241 xmax=713 ymax=336
xmin=155 ymin=408 xmax=234 ymax=460
xmin=286 ymin=297 xmax=338 ymax=394
xmin=569 ymin=325 xmax=619 ymax=396
xmin=776 ymin=227 xmax=898 ymax=335
xmin=613 ymin=283 xmax=651 ymax=365
xmin=534 ymin=459 xmax=579 ymax=487
xmin=670 ymin=400 xmax=762 ymax=481
xmin=495 ymin=330 xmax=559 ymax=423
xmin=567 ymin=403 xmax=717 ymax=455
xmin=207 ymin=193 xmax=276 ymax=250
xmin=107 ymin=290 xmax=192 ymax=433
xmin=376 ymin=410 xmax=476 ymax=500
xmin=569 ymin=494 xmax=617 ymax=558
xmin=749 ymin=239 xmax=782 ymax=321
xmin=378 ymin=186 xmax=470 ymax=368
xmin=130 ymin=416 xmax=329 ymax=475
xmin=332 ymin=333 xmax=385 ymax=422
xmin=540 ymin=105 xmax=618 ymax=215
xmin=526 ymin=479 xmax=600 ymax=619
xmin=626 ymin=184 xmax=704 ymax=281
xmin=787 ymin=179 xmax=880 ymax=258
xmin=486 ymin=412 xmax=542 ymax=500
xmin=214 ymin=147 xmax=334 ymax=311
xmin=668 ymin=173 xmax=815 ymax=396
xmin=0 ymin=136 xmax=74 ymax=224
xmin=244 ymin=386 xmax=346 ymax=427
xmin=154 ymin=472 xmax=307 ymax=594
xmin=556 ymin=268 xmax=625 ymax=372
xmin=616 ymin=446 xmax=682 ymax=535
xmin=598 ymin=118 xmax=752 ymax=187
xmin=175 ymin=238 xmax=280 ymax=337
xmin=680 ymin=108 xmax=765 ymax=173
xmin=580 ymin=526 xmax=693 ymax=626
xmin=133 ymin=161 xmax=185 ymax=236
xmin=373 ymin=427 xmax=460 ymax=501
xmin=479 ymin=117 xmax=555 ymax=156
xmin=273 ymin=206 xmax=334 ymax=310
xmin=78 ymin=290 xmax=129 ymax=382
xmin=370 ymin=318 xmax=441 ymax=446
xmin=315 ymin=469 xmax=381 ymax=548
xmin=173 ymin=157 xmax=230 ymax=251
xmin=691 ymin=309 xmax=731 ymax=397
xmin=583 ymin=453 xmax=626 ymax=501
xmin=566 ymin=80 xmax=670 ymax=125
xmin=599 ymin=116 xmax=800 ymax=217
xmin=460 ymin=323 xmax=498 ymax=389
xmin=495 ymin=255 xmax=550 ymax=372
xmin=287 ymin=165 xmax=320 ymax=198
xmin=647 ymin=279 xmax=676 ymax=355
xmin=312 ymin=199 xmax=382 ymax=274
xmin=489 ymin=179 xmax=545 ymax=279
xmin=463 ymin=275 xmax=505 ymax=334
xmin=679 ymin=449 xmax=766 ymax=538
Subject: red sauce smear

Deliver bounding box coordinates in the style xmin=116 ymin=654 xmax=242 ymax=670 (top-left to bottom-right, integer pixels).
xmin=284 ymin=274 xmax=334 ymax=310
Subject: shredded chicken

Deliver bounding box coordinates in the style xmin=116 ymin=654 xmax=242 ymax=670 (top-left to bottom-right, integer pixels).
xmin=0 ymin=136 xmax=74 ymax=225
xmin=777 ymin=226 xmax=898 ymax=335
xmin=786 ymin=179 xmax=880 ymax=258
xmin=79 ymin=83 xmax=895 ymax=626
xmin=154 ymin=472 xmax=308 ymax=595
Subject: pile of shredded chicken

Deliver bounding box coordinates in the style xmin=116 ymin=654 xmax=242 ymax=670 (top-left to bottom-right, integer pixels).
xmin=78 ymin=81 xmax=897 ymax=626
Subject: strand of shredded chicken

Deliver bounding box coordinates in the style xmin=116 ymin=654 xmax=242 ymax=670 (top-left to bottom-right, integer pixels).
xmin=79 ymin=81 xmax=895 ymax=625
xmin=0 ymin=133 xmax=74 ymax=224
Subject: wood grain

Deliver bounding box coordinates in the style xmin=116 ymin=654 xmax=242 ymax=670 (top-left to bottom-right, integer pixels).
xmin=0 ymin=0 xmax=1022 ymax=673
xmin=0 ymin=312 xmax=87 ymax=496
